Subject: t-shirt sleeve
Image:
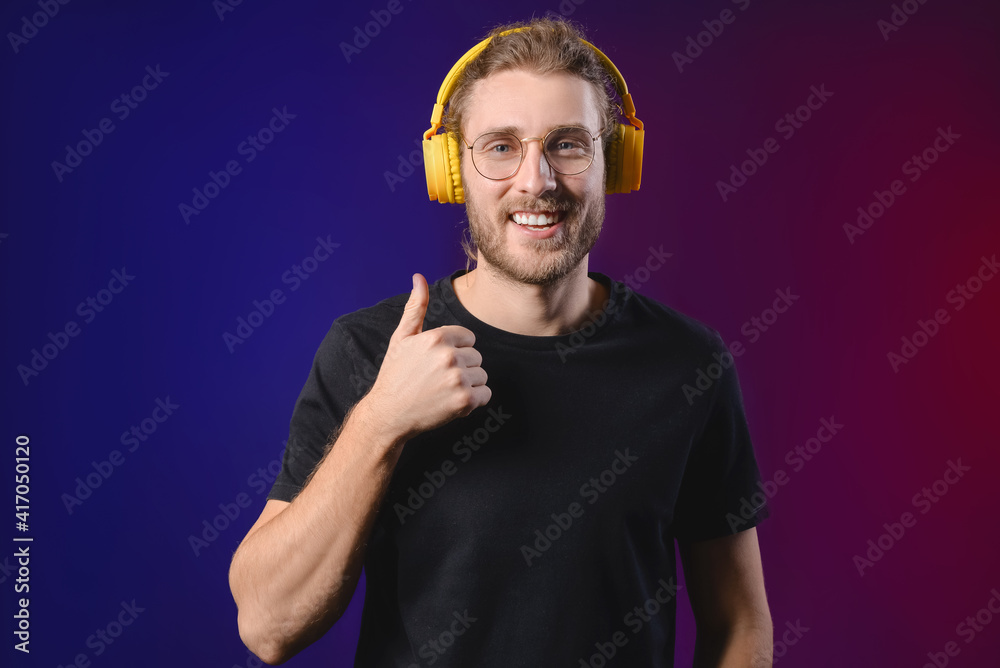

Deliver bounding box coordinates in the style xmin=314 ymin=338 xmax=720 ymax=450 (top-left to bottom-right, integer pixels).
xmin=672 ymin=333 xmax=770 ymax=542
xmin=267 ymin=319 xmax=365 ymax=503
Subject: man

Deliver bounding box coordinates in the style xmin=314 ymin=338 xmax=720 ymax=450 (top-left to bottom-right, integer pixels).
xmin=229 ymin=17 xmax=772 ymax=667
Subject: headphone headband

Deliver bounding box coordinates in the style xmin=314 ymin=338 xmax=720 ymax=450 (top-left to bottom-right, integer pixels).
xmin=423 ymin=26 xmax=643 ymax=141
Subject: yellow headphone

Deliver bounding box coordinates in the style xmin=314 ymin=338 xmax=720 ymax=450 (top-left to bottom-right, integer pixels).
xmin=422 ymin=26 xmax=644 ymax=204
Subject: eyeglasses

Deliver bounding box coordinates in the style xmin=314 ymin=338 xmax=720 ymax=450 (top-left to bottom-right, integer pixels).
xmin=462 ymin=126 xmax=604 ymax=180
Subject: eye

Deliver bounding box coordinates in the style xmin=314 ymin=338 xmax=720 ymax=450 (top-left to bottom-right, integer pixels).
xmin=547 ymin=129 xmax=591 ymax=153
xmin=475 ymin=133 xmax=521 ymax=158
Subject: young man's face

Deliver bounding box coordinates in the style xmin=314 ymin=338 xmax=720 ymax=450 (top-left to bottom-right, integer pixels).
xmin=460 ymin=69 xmax=607 ymax=286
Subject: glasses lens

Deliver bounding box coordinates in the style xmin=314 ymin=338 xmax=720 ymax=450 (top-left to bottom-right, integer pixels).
xmin=544 ymin=127 xmax=596 ymax=175
xmin=471 ymin=132 xmax=522 ymax=179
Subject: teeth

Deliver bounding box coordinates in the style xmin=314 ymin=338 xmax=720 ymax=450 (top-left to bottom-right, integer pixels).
xmin=512 ymin=212 xmax=559 ymax=226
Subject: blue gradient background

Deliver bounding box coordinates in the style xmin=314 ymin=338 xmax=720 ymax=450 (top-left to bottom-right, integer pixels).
xmin=2 ymin=0 xmax=999 ymax=666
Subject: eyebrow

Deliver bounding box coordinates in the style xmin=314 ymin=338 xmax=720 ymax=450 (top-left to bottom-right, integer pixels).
xmin=475 ymin=124 xmax=591 ymax=136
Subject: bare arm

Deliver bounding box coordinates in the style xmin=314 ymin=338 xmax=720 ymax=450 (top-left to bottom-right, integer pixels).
xmin=228 ymin=396 xmax=406 ymax=664
xmin=678 ymin=527 xmax=772 ymax=668
xmin=228 ymin=273 xmax=490 ymax=664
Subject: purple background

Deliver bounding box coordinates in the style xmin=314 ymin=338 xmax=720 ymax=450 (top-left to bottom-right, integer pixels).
xmin=2 ymin=0 xmax=999 ymax=666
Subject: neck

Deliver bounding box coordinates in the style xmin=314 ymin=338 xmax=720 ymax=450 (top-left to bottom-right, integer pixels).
xmin=452 ymin=259 xmax=609 ymax=336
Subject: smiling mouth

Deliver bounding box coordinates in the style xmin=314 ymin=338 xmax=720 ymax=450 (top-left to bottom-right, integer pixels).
xmin=509 ymin=211 xmax=564 ymax=229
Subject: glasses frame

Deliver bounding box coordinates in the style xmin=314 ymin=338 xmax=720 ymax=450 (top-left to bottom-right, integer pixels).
xmin=462 ymin=126 xmax=605 ymax=181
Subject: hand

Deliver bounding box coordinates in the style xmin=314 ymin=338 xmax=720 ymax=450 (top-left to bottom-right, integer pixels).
xmin=365 ymin=273 xmax=491 ymax=442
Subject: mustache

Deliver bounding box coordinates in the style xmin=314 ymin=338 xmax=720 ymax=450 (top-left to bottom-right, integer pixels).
xmin=501 ymin=199 xmax=581 ymax=216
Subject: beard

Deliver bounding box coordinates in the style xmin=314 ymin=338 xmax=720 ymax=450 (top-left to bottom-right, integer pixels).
xmin=463 ymin=185 xmax=606 ymax=287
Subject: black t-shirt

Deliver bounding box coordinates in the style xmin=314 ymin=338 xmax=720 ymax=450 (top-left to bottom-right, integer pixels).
xmin=267 ymin=268 xmax=769 ymax=667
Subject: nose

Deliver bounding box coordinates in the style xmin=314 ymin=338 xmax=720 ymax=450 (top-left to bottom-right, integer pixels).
xmin=514 ymin=137 xmax=558 ymax=197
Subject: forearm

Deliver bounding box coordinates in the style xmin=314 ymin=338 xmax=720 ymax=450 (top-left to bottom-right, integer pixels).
xmin=692 ymin=620 xmax=773 ymax=668
xmin=229 ymin=396 xmax=406 ymax=664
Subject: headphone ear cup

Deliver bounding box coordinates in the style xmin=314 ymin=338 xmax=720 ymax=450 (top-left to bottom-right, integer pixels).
xmin=423 ymin=134 xmax=450 ymax=202
xmin=446 ymin=132 xmax=465 ymax=204
xmin=604 ymin=124 xmax=624 ymax=194
xmin=627 ymin=126 xmax=643 ymax=192
xmin=422 ymin=132 xmax=465 ymax=203
xmin=619 ymin=125 xmax=635 ymax=194
xmin=605 ymin=124 xmax=643 ymax=194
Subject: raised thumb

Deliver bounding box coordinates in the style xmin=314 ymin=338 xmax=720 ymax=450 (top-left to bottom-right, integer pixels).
xmin=394 ymin=272 xmax=429 ymax=339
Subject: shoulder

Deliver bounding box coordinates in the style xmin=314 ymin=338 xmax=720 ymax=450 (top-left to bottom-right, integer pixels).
xmin=331 ymin=272 xmax=457 ymax=339
xmin=309 ymin=290 xmax=407 ymax=368
xmin=313 ymin=275 xmax=452 ymax=365
xmin=333 ymin=289 xmax=409 ymax=340
xmin=296 ymin=290 xmax=412 ymax=399
xmin=621 ymin=285 xmax=728 ymax=362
